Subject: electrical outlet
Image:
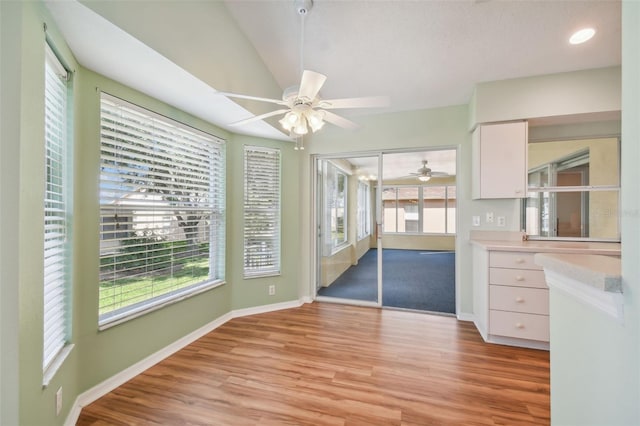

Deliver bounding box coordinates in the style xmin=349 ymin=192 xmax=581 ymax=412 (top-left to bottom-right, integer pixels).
xmin=268 ymin=284 xmax=275 ymax=296
xmin=486 ymin=212 xmax=494 ymax=223
xmin=497 ymin=216 xmax=506 ymax=227
xmin=472 ymin=216 xmax=480 ymax=226
xmin=56 ymin=387 xmax=63 ymax=416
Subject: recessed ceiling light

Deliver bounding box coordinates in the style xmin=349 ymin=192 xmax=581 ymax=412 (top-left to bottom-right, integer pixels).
xmin=569 ymin=28 xmax=596 ymax=45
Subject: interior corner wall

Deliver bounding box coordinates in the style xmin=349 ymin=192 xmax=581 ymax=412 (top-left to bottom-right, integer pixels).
xmin=4 ymin=3 xmax=86 ymax=425
xmin=298 ymin=105 xmax=473 ymax=314
xmin=74 ymin=67 xmax=235 ymax=398
xmin=226 ymin=134 xmax=301 ymax=310
xmin=79 ymin=0 xmax=283 ymax=123
xmin=1 ymin=1 xmax=22 ymax=424
xmin=620 ymin=1 xmax=640 ymax=424
xmin=469 ymin=66 xmax=622 ymax=129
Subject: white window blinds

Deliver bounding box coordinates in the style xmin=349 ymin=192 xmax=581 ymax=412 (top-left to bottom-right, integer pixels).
xmin=243 ymin=146 xmax=281 ymax=277
xmin=99 ymin=93 xmax=225 ymax=327
xmin=43 ymin=44 xmax=70 ymax=371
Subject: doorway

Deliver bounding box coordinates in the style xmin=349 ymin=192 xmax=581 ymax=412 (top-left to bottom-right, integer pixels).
xmin=313 ymin=149 xmax=457 ymax=314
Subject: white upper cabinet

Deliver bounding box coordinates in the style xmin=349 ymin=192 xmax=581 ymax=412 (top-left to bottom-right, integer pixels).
xmin=472 ymin=121 xmax=528 ymax=199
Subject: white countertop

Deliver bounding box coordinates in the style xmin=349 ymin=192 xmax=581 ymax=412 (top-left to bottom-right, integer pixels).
xmin=534 ymin=253 xmax=622 ymax=293
xmin=470 ymin=239 xmax=621 ymax=256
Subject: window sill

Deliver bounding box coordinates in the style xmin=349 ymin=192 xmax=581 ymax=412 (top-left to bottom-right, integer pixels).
xmin=98 ymin=279 xmax=225 ymax=331
xmin=43 ymin=343 xmax=75 ymax=388
xmin=244 ymin=271 xmax=281 ymax=280
xmin=330 ymin=242 xmax=351 ymax=256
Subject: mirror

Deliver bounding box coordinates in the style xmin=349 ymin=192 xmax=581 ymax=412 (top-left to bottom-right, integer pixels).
xmin=524 ymin=115 xmax=620 ymax=241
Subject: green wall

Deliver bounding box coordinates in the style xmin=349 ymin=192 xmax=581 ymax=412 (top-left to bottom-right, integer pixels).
xmin=1 ymin=2 xmax=300 ymax=424
xmin=546 ymin=4 xmax=639 ymax=423
xmin=2 ymin=1 xmax=638 ymax=425
xmin=1 ymin=1 xmax=25 ymax=423
xmin=227 ymin=134 xmax=301 ymax=309
xmin=301 ymin=106 xmax=472 ymax=314
xmin=622 ymin=1 xmax=640 ymax=421
xmin=470 ymin=66 xmax=621 ymax=128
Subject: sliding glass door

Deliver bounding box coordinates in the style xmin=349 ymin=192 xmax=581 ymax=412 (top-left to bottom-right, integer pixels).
xmin=314 ymin=155 xmax=382 ymax=305
xmin=313 ymin=148 xmax=457 ymax=315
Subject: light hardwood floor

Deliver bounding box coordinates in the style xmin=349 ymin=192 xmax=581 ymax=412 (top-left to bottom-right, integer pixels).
xmin=77 ymin=303 xmax=550 ymax=425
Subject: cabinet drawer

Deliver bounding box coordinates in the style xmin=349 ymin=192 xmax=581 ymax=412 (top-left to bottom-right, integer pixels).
xmin=489 ymin=268 xmax=547 ymax=288
xmin=489 ymin=310 xmax=549 ymax=342
xmin=489 ymin=251 xmax=541 ymax=270
xmin=490 ymin=285 xmax=549 ymax=315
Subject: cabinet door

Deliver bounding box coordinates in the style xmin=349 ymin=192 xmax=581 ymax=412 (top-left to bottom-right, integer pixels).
xmin=472 ymin=121 xmax=527 ymax=199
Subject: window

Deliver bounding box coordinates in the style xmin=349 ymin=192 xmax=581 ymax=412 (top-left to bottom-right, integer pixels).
xmin=383 ymin=185 xmax=456 ymax=234
xmin=326 ymin=164 xmax=348 ymax=249
xmin=43 ymin=44 xmax=71 ymax=374
xmin=99 ymin=93 xmax=225 ymax=328
xmin=243 ymin=146 xmax=281 ymax=277
xmin=357 ymin=181 xmax=371 ymax=240
xmin=423 ymin=186 xmax=456 ymax=234
xmin=523 ymin=138 xmax=620 ymax=240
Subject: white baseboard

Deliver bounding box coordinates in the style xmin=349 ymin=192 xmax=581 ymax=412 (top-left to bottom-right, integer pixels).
xmin=457 ymin=312 xmax=475 ymax=322
xmin=65 ymin=299 xmax=303 ymax=426
xmin=231 ymin=299 xmax=304 ymax=318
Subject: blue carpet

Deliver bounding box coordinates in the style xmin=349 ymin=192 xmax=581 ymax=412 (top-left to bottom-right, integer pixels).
xmin=317 ymin=249 xmax=455 ymax=314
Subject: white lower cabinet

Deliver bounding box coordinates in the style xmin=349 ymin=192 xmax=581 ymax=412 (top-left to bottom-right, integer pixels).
xmin=473 ymin=247 xmax=550 ymax=350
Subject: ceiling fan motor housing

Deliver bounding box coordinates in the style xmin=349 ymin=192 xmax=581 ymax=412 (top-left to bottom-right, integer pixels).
xmin=295 ymin=0 xmax=313 ymax=15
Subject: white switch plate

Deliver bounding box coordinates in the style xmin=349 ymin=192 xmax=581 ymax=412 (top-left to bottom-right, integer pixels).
xmin=486 ymin=212 xmax=494 ymax=223
xmin=472 ymin=216 xmax=480 ymax=226
xmin=497 ymin=216 xmax=506 ymax=227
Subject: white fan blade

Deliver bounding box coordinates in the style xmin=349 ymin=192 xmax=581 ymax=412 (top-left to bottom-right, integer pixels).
xmin=229 ymin=109 xmax=290 ymax=127
xmin=323 ymin=110 xmax=359 ymax=130
xmin=430 ymin=171 xmax=450 ymax=177
xmin=217 ymin=91 xmax=287 ymax=106
xmin=298 ymin=70 xmax=327 ymax=101
xmin=320 ymin=96 xmax=390 ymax=110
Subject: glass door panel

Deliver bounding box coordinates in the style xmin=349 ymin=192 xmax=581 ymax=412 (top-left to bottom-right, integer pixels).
xmin=315 ymin=156 xmax=380 ymax=304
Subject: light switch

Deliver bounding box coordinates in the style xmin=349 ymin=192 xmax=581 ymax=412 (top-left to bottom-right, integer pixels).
xmin=472 ymin=216 xmax=480 ymax=226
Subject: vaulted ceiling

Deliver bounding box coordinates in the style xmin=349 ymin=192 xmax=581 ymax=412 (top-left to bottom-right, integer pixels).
xmin=45 ymin=0 xmax=621 ymax=176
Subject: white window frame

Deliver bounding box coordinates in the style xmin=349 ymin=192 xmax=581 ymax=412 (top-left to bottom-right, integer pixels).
xmin=357 ymin=180 xmax=371 ymax=240
xmin=98 ymin=93 xmax=226 ymax=329
xmin=326 ymin=164 xmax=348 ymax=252
xmin=243 ymin=145 xmax=281 ymax=278
xmin=43 ymin=43 xmax=73 ymax=383
xmin=382 ymin=184 xmax=456 ymax=235
xmin=522 ymin=146 xmax=620 ymax=241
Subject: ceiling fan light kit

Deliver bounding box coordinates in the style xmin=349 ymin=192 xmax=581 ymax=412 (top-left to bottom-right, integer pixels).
xmin=406 ymin=160 xmax=449 ymax=181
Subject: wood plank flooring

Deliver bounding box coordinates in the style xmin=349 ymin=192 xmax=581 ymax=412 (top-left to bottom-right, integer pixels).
xmin=77 ymin=303 xmax=550 ymax=425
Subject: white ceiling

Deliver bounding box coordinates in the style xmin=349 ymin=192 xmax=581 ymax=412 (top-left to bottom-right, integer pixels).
xmin=224 ymin=0 xmax=621 ymax=113
xmin=45 ymin=0 xmax=621 ymax=178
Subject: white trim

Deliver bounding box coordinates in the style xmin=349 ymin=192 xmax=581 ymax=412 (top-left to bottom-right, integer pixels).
xmin=544 ymin=268 xmax=625 ymax=323
xmin=314 ymin=296 xmax=381 ymax=308
xmin=457 ymin=312 xmax=475 ymax=322
xmin=64 ymin=299 xmax=305 ymax=426
xmin=486 ymin=334 xmax=550 ymax=351
xmin=43 ymin=344 xmax=74 ymax=388
xmin=231 ymin=299 xmax=304 ymax=319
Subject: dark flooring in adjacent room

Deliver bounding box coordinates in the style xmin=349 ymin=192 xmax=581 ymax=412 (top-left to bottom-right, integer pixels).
xmin=317 ymin=249 xmax=455 ymax=314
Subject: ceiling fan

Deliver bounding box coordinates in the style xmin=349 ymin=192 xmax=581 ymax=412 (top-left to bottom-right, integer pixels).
xmin=406 ymin=161 xmax=450 ymax=182
xmin=217 ymin=0 xmax=389 ymax=145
